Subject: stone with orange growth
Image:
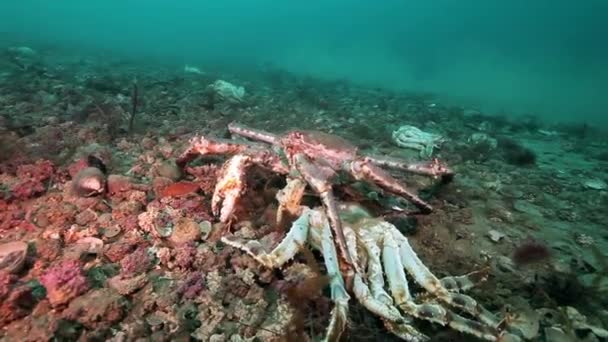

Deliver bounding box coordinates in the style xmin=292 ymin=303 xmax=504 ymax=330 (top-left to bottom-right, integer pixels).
xmin=169 ymin=217 xmax=202 ymax=246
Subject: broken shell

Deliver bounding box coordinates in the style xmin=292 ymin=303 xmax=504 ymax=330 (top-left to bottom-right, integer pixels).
xmin=103 ymin=225 xmax=122 ymax=239
xmin=0 ymin=241 xmax=28 ymax=274
xmin=199 ymin=220 xmax=212 ymax=240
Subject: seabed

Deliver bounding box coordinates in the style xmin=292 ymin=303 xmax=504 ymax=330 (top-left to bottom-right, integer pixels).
xmin=0 ymin=46 xmax=607 ymax=341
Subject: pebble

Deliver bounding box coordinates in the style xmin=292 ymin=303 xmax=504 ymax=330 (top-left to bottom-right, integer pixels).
xmin=513 ymin=200 xmax=543 ymax=218
xmin=583 ymin=178 xmax=607 ymax=190
xmin=169 ymin=217 xmax=202 ymax=245
xmin=487 ymin=229 xmax=506 ymax=243
xmin=0 ymin=241 xmax=28 ymax=274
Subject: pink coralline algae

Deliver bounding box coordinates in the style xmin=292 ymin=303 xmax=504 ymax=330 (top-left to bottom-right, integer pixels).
xmin=119 ymin=247 xmax=152 ymax=275
xmin=39 ymin=260 xmax=89 ymax=307
xmin=9 ymin=159 xmax=55 ymax=200
xmin=177 ymin=272 xmax=205 ymax=300
xmin=173 ymin=243 xmax=197 ymax=270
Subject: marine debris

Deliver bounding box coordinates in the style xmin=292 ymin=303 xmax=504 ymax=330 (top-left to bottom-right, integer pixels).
xmin=391 ymin=125 xmax=444 ymax=158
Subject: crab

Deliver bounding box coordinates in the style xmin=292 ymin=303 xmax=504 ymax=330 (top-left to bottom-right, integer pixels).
xmin=221 ymin=201 xmax=521 ymax=341
xmin=176 ymin=122 xmax=454 ymax=271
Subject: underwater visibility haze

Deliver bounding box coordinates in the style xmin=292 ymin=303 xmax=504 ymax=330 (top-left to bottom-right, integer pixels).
xmin=2 ymin=0 xmax=608 ymax=125
xmin=0 ymin=1 xmax=607 ymax=341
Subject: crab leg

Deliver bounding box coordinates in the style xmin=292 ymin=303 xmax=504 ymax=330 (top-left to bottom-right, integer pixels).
xmin=382 ymin=231 xmax=505 ymax=341
xmin=228 ymin=121 xmax=279 ymax=145
xmin=177 ymin=135 xmax=288 ymax=173
xmin=176 ymin=136 xmax=249 ymax=168
xmin=345 ymin=226 xmax=428 ymax=341
xmin=364 ymin=156 xmax=454 ymax=181
xmin=276 ymin=178 xmax=307 ymax=226
xmin=317 ymin=213 xmax=350 ymax=342
xmin=293 ymin=153 xmax=355 ymax=269
xmin=212 ymin=155 xmax=253 ymax=223
xmin=356 ymin=225 xmax=393 ymax=306
xmin=351 ymin=160 xmax=433 ymax=214
xmin=221 ymin=208 xmax=312 ymax=268
xmin=387 ymin=223 xmax=500 ymax=327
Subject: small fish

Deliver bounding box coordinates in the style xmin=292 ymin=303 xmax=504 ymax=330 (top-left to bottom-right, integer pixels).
xmin=159 ymin=182 xmax=200 ymax=198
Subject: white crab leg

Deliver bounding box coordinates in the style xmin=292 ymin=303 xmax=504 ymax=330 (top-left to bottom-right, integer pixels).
xmin=212 ymin=154 xmax=252 ymax=223
xmin=382 ymin=230 xmax=502 ymax=341
xmin=221 ymin=208 xmax=311 ymax=268
xmin=317 ymin=215 xmax=350 ymax=342
xmin=388 ymin=224 xmax=500 ymax=327
xmin=344 ymin=225 xmax=428 ymax=341
xmin=357 ymin=224 xmax=393 ymax=306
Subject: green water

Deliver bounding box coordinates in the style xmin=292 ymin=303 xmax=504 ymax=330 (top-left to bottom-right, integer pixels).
xmin=1 ymin=0 xmax=607 ymax=126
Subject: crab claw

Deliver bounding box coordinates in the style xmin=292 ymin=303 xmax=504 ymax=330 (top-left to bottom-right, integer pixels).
xmin=212 ymin=154 xmax=252 ymax=223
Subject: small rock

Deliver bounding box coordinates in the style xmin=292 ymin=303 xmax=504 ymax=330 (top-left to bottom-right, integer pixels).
xmin=508 ymin=302 xmax=540 ymax=340
xmin=495 ymin=256 xmax=516 ymax=273
xmin=75 ymin=237 xmax=104 ymax=255
xmin=583 ymin=178 xmax=607 ymax=191
xmin=543 ymin=327 xmax=570 ymax=342
xmin=169 ymin=217 xmax=202 ymax=245
xmin=107 ymin=174 xmax=134 ymax=195
xmin=108 ymin=274 xmax=148 ymax=295
xmin=0 ymin=241 xmax=28 ymax=274
xmin=513 ymin=200 xmax=543 ymax=218
xmin=63 ymin=288 xmax=127 ymax=329
xmin=154 ymin=161 xmax=182 ymax=181
xmin=487 ymin=229 xmax=506 ymax=243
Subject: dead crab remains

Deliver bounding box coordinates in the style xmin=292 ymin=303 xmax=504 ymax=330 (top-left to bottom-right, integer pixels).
xmin=177 ymin=123 xmax=519 ymax=340
xmin=223 ymin=202 xmax=520 ymax=341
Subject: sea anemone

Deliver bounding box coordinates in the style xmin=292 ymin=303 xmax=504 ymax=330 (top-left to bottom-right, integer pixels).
xmin=512 ymin=239 xmax=551 ymax=266
xmin=498 ymin=137 xmax=537 ymax=166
